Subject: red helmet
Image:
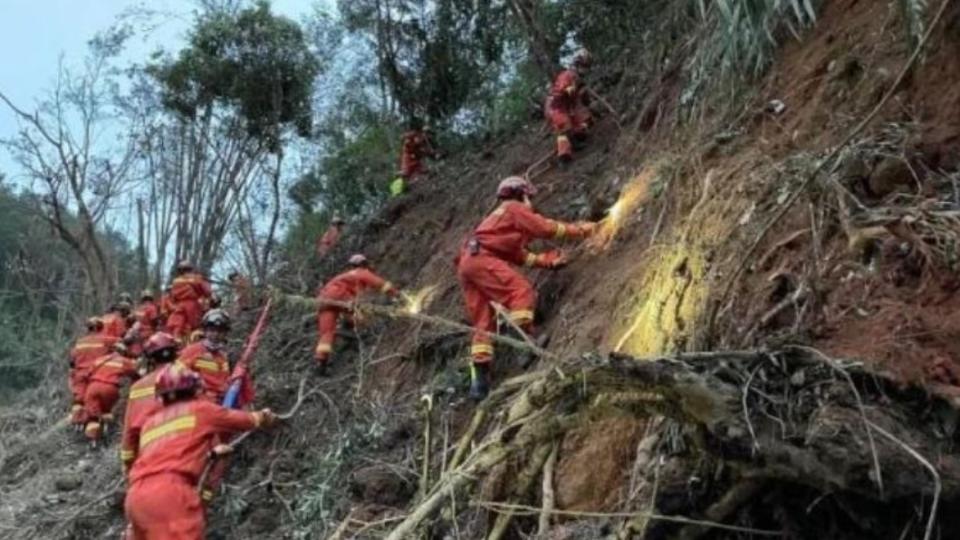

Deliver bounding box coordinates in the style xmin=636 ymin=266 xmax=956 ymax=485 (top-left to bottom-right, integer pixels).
xmin=144 ymin=332 xmax=179 ymax=360
xmin=496 ymin=176 xmax=537 ymax=200
xmin=86 ymin=317 xmax=104 ymax=331
xmin=156 ymin=365 xmax=202 ymax=397
xmin=348 ymin=254 xmax=369 ymax=267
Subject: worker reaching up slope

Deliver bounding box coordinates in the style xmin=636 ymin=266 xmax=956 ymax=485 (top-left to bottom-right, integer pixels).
xmin=314 ymin=254 xmax=400 ymax=375
xmin=176 ymin=309 xmax=233 ymax=404
xmin=124 ymin=365 xmax=276 ymax=540
xmin=546 ymin=48 xmax=593 ymax=162
xmin=399 ymin=118 xmax=437 ymax=183
xmin=82 ymin=343 xmax=139 ymax=445
xmin=165 ymin=260 xmax=214 ymax=341
xmin=68 ymin=317 xmax=118 ymax=427
xmin=456 ymin=176 xmax=598 ymax=400
xmin=120 ymin=332 xmax=180 ymax=475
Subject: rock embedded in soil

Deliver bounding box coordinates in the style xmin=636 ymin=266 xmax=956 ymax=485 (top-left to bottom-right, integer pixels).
xmin=350 ymin=464 xmax=414 ymax=506
xmin=53 ymin=475 xmax=83 ymax=492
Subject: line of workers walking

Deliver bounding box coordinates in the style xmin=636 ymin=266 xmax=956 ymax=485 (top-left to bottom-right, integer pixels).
xmin=64 ymin=49 xmax=598 ymax=539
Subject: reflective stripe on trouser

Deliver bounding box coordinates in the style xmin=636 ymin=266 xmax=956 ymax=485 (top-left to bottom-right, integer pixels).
xmin=556 ymin=134 xmax=572 ymax=158
xmin=125 ymin=473 xmax=204 ymax=540
xmin=457 ymin=254 xmax=536 ymax=365
xmin=315 ymin=307 xmax=341 ymax=361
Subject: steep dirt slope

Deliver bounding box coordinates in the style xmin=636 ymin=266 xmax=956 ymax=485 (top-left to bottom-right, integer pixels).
xmin=3 ymin=0 xmax=960 ymax=538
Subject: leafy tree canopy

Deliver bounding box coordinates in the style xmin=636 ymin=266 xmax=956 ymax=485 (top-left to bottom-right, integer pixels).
xmin=148 ymin=0 xmax=320 ymax=150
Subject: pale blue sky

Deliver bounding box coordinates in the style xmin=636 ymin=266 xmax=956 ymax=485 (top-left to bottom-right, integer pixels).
xmin=0 ymin=0 xmax=323 ymax=180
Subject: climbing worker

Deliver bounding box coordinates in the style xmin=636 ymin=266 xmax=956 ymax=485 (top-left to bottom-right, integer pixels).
xmin=120 ymin=332 xmax=180 ymax=474
xmin=125 ymin=289 xmax=160 ymax=356
xmin=314 ymin=254 xmax=400 ymax=375
xmin=176 ymin=309 xmax=232 ymax=403
xmin=456 ymin=176 xmax=597 ymax=399
xmin=165 ymin=260 xmax=214 ymax=341
xmin=68 ymin=317 xmax=117 ymax=426
xmin=545 ymin=48 xmax=593 ymax=162
xmin=102 ymin=300 xmax=133 ymax=339
xmin=316 ymin=216 xmax=345 ymax=258
xmin=398 ymin=119 xmax=437 ymax=183
xmin=124 ymin=365 xmax=276 ymax=539
xmin=133 ymin=290 xmax=160 ymax=339
xmin=82 ymin=343 xmax=140 ymax=444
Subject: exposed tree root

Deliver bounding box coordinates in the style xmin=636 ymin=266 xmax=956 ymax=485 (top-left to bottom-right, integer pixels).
xmin=385 ymin=349 xmax=960 ymax=538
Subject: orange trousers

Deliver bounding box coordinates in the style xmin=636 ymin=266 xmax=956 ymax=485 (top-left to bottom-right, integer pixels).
xmin=457 ymin=253 xmax=536 ymax=364
xmin=68 ymin=371 xmax=88 ymax=424
xmin=166 ymin=301 xmax=203 ymax=340
xmin=125 ymin=474 xmax=204 ymax=540
xmin=401 ymin=153 xmax=425 ymax=179
xmin=315 ymin=305 xmax=355 ymax=363
xmin=546 ymin=105 xmax=591 ymax=159
xmin=83 ymin=381 xmax=119 ymax=440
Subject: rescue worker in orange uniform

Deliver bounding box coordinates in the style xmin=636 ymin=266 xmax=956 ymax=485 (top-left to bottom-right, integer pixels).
xmin=176 ymin=309 xmax=232 ymax=403
xmin=227 ymin=272 xmax=253 ymax=314
xmin=120 ymin=332 xmax=180 ymax=474
xmin=102 ymin=300 xmax=133 ymax=339
xmin=456 ymin=176 xmax=597 ymax=399
xmin=399 ymin=119 xmax=436 ymax=182
xmin=165 ymin=260 xmax=214 ymax=341
xmin=82 ymin=343 xmax=140 ymax=444
xmin=125 ymin=290 xmax=161 ymax=356
xmin=68 ymin=318 xmax=118 ymax=426
xmin=545 ymin=49 xmax=593 ymax=162
xmin=124 ymin=365 xmax=276 ymax=540
xmin=314 ymin=254 xmax=400 ymax=375
xmin=316 ymin=216 xmax=345 ymax=258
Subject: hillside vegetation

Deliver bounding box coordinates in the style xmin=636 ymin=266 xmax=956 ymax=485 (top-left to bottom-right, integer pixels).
xmin=3 ymin=1 xmax=960 ymax=539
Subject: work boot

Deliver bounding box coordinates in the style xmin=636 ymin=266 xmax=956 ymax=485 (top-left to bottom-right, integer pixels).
xmin=469 ymin=362 xmax=491 ymax=401
xmin=314 ymin=359 xmax=330 ymax=377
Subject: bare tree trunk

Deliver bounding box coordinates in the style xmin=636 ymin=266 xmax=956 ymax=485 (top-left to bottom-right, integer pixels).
xmin=136 ymin=198 xmax=149 ymax=289
xmin=507 ymin=0 xmax=558 ymax=78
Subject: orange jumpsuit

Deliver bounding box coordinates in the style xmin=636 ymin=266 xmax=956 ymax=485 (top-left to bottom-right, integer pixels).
xmin=176 ymin=341 xmax=230 ymax=404
xmin=83 ymin=353 xmax=139 ymax=441
xmin=399 ymin=130 xmax=435 ymax=180
xmin=314 ymin=268 xmax=398 ymax=363
xmin=125 ymin=400 xmax=264 ymax=540
xmin=101 ymin=312 xmax=129 ymax=339
xmin=120 ymin=370 xmax=163 ymax=473
xmin=68 ymin=332 xmax=118 ymax=424
xmin=165 ymin=272 xmax=213 ymax=340
xmin=133 ymin=301 xmax=160 ymax=340
xmin=316 ymin=225 xmax=342 ymax=257
xmin=545 ymin=69 xmax=592 ymax=160
xmin=456 ymin=201 xmax=591 ymax=364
